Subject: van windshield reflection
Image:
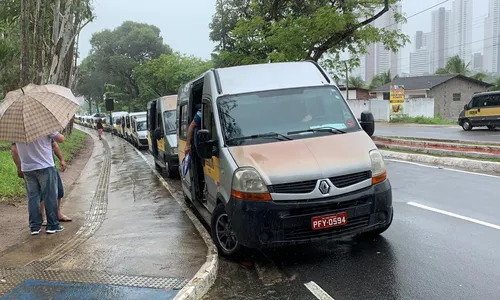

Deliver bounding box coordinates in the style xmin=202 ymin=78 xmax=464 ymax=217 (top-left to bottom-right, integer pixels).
xmin=217 ymin=86 xmax=359 ymax=146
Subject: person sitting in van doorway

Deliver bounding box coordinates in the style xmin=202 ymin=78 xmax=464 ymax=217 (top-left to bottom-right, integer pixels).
xmin=184 ymin=110 xmax=202 ymax=155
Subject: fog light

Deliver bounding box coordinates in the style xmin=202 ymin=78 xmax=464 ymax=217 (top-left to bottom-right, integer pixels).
xmin=259 ymin=231 xmax=270 ymax=242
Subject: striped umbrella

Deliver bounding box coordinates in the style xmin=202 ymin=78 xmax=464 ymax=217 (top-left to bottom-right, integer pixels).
xmin=0 ymin=84 xmax=83 ymax=143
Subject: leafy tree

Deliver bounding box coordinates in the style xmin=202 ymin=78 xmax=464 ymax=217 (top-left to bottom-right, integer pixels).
xmin=135 ymin=52 xmax=213 ymax=103
xmin=209 ymin=0 xmax=409 ymax=68
xmin=348 ymin=76 xmax=366 ymax=89
xmin=471 ymin=72 xmax=487 ymax=81
xmin=489 ymin=77 xmax=500 ymax=91
xmin=85 ymin=21 xmax=172 ymax=110
xmin=73 ymin=54 xmax=107 ymax=114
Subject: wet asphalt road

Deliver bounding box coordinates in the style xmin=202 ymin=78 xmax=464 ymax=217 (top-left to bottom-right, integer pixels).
xmin=202 ymin=160 xmax=500 ymax=300
xmin=374 ymin=123 xmax=500 ymax=143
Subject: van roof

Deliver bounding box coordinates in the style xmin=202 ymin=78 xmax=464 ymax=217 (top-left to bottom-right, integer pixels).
xmin=215 ymin=61 xmax=333 ymax=96
xmin=129 ymin=112 xmax=146 ymax=116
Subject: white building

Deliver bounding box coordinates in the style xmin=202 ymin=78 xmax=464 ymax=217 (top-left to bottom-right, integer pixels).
xmin=448 ymin=0 xmax=473 ymax=64
xmin=484 ymin=0 xmax=500 ymax=74
xmin=410 ymin=48 xmax=431 ymax=76
xmin=364 ymin=3 xmax=402 ymax=83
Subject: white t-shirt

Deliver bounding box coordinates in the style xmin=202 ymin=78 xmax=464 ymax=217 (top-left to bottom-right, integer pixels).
xmin=16 ymin=132 xmax=60 ymax=172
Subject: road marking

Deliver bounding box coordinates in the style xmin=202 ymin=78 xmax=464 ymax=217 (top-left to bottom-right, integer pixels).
xmin=407 ymin=202 xmax=500 ymax=230
xmin=385 ymin=159 xmax=500 ymax=179
xmin=304 ymin=281 xmax=335 ymax=300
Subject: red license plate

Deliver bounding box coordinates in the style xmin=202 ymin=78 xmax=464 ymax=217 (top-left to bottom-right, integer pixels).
xmin=311 ymin=212 xmax=348 ymax=230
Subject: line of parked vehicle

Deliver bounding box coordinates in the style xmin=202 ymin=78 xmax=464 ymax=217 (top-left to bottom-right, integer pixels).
xmin=74 ymin=111 xmax=149 ymax=150
xmin=75 ymin=61 xmax=390 ymax=258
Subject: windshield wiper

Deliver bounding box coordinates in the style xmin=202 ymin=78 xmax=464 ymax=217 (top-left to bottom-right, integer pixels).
xmin=287 ymin=127 xmax=346 ymax=135
xmin=228 ymin=132 xmax=292 ymax=142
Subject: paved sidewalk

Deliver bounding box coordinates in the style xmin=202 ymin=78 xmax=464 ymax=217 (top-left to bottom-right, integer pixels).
xmin=0 ymin=128 xmax=206 ymax=299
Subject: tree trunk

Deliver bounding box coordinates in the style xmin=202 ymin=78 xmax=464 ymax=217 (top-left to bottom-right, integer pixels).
xmin=33 ymin=0 xmax=46 ymax=84
xmin=20 ymin=0 xmax=31 ymax=86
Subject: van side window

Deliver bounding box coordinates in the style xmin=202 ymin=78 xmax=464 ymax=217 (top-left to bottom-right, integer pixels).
xmin=472 ymin=96 xmax=484 ymax=108
xmin=487 ymin=95 xmax=500 ymax=107
xmin=180 ymin=104 xmax=188 ymax=139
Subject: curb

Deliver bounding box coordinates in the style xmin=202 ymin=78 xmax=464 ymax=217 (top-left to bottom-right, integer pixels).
xmin=133 ymin=148 xmax=218 ymax=300
xmin=374 ymin=135 xmax=500 ymax=146
xmin=376 ymin=143 xmax=500 ymax=160
xmin=381 ymin=150 xmax=500 ymax=173
xmin=373 ymin=136 xmax=500 ymax=154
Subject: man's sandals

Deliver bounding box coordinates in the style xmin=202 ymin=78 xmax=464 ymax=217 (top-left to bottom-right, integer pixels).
xmin=42 ymin=215 xmax=72 ymax=226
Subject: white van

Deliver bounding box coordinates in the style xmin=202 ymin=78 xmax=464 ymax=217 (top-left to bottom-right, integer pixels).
xmin=177 ymin=61 xmax=393 ymax=256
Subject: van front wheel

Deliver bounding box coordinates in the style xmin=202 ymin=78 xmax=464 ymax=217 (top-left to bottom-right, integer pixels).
xmin=211 ymin=204 xmax=241 ymax=257
xmin=461 ymin=119 xmax=473 ymax=131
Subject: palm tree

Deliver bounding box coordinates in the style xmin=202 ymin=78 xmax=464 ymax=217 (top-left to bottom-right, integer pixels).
xmin=446 ymin=55 xmax=471 ymax=74
xmin=348 ymin=76 xmax=366 ymax=88
xmin=369 ymin=70 xmax=392 ymax=89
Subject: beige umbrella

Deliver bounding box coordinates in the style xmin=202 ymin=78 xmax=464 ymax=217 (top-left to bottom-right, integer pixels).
xmin=0 ymin=84 xmax=83 ymax=143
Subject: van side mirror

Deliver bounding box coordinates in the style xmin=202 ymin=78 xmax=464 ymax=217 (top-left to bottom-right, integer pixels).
xmin=196 ymin=129 xmax=218 ymax=159
xmin=153 ymin=128 xmax=162 ymax=140
xmin=464 ymin=104 xmax=468 ymax=110
xmin=360 ymin=111 xmax=375 ymax=137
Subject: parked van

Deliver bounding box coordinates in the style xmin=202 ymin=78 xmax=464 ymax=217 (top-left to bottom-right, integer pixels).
xmin=458 ymin=91 xmax=500 ymax=131
xmin=130 ymin=115 xmax=148 ymax=148
xmin=124 ymin=112 xmax=146 ymax=142
xmin=111 ymin=111 xmax=128 ymax=136
xmin=177 ymin=61 xmax=392 ymax=256
xmin=147 ymin=95 xmax=179 ymax=178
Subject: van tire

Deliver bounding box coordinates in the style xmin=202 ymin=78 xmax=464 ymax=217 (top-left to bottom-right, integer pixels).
xmin=211 ymin=203 xmax=241 ymax=257
xmin=461 ymin=119 xmax=473 ymax=131
xmin=165 ymin=164 xmax=177 ymax=179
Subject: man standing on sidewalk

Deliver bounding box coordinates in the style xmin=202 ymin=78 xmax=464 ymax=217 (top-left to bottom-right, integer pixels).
xmin=11 ymin=132 xmax=65 ymax=235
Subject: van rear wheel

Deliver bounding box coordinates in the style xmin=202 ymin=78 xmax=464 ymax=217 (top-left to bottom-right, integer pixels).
xmin=211 ymin=204 xmax=241 ymax=257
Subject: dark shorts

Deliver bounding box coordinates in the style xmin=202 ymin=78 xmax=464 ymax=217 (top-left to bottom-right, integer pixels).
xmin=56 ymin=171 xmax=64 ymax=199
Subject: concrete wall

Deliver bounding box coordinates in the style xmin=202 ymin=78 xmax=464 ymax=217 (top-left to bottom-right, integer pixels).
xmin=427 ymin=77 xmax=490 ymax=120
xmin=347 ymin=98 xmax=435 ymax=121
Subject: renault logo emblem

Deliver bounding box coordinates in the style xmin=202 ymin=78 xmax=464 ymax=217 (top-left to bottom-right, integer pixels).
xmin=318 ymin=180 xmax=330 ymax=194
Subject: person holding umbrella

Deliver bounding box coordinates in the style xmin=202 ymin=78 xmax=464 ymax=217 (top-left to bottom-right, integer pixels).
xmin=0 ymin=84 xmax=82 ymax=235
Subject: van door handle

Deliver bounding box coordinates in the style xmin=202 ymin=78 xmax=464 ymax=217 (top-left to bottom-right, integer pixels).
xmin=478 ymin=108 xmax=481 ymax=112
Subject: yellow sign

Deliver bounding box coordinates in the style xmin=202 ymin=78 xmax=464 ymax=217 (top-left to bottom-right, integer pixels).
xmin=390 ymin=84 xmax=404 ymax=104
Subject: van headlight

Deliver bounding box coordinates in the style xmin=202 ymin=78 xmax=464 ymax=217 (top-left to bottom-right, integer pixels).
xmin=370 ymin=149 xmax=387 ymax=185
xmin=231 ymin=167 xmax=272 ymax=201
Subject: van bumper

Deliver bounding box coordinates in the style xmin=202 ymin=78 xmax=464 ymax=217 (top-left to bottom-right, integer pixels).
xmin=226 ymin=179 xmax=393 ymax=249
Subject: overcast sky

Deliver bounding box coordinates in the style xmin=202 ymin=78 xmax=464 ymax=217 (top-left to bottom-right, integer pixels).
xmin=78 ymin=0 xmax=488 ymax=73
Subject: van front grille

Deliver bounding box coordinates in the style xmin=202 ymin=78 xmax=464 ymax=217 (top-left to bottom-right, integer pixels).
xmin=268 ymin=180 xmax=317 ymax=194
xmin=330 ymin=171 xmax=371 ymax=188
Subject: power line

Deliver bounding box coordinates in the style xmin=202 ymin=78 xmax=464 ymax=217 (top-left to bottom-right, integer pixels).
xmin=382 ymin=0 xmax=451 ymax=30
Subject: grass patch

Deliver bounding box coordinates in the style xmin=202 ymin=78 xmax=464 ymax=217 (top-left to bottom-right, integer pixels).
xmin=389 ymin=115 xmax=455 ymax=125
xmin=0 ymin=129 xmax=88 ymax=203
xmin=382 ymin=147 xmax=500 ymax=163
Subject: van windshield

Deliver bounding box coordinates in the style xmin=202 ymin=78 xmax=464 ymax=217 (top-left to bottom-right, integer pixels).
xmin=163 ymin=110 xmax=176 ymax=134
xmin=137 ymin=121 xmax=146 ymax=131
xmin=217 ymin=86 xmax=359 ymax=146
